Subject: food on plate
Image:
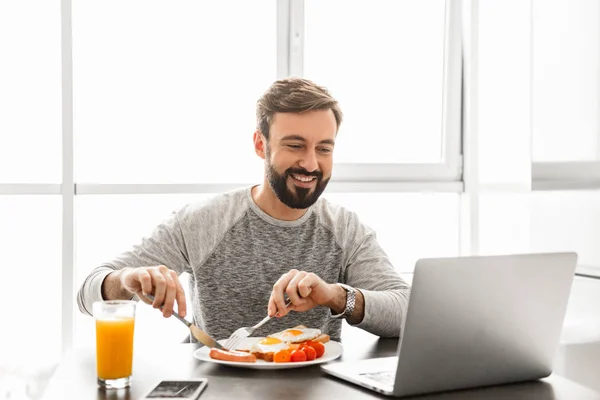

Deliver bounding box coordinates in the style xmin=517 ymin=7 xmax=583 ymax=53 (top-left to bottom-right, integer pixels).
xmin=287 ymin=325 xmax=331 ymax=344
xmin=209 ymin=348 xmax=257 ymax=363
xmin=250 ymin=337 xmax=290 ymax=353
xmin=273 ymin=349 xmax=291 ymax=363
xmin=268 ymin=327 xmax=322 ymax=343
xmin=307 ymin=333 xmax=330 ymax=343
xmin=208 ymin=325 xmax=331 ymax=364
xmin=254 ymin=325 xmax=330 ymax=363
xmin=307 ymin=341 xmax=325 ymax=358
xmin=250 ymin=337 xmax=292 ymax=361
xmin=300 ymin=345 xmax=317 ymax=361
xmin=290 ymin=349 xmax=307 ymax=362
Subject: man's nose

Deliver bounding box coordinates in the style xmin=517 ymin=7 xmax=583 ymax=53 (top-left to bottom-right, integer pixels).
xmin=298 ymin=149 xmax=319 ymax=172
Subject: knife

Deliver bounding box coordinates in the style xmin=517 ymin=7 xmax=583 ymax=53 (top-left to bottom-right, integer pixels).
xmin=145 ymin=293 xmax=223 ymax=349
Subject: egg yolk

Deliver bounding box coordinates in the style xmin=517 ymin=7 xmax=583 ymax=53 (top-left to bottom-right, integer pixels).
xmin=283 ymin=329 xmax=303 ymax=336
xmin=258 ymin=337 xmax=283 ymax=345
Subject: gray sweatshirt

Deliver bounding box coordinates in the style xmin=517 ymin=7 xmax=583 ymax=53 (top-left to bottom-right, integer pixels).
xmin=77 ymin=187 xmax=410 ymax=341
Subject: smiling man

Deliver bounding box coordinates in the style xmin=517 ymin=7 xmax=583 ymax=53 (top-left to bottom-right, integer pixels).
xmin=77 ymin=77 xmax=411 ymax=341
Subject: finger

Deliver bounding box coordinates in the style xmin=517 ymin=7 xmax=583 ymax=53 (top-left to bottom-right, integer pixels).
xmin=286 ymin=271 xmax=307 ymax=306
xmin=275 ymin=298 xmax=299 ymax=316
xmin=137 ymin=269 xmax=153 ymax=296
xmin=271 ymin=269 xmax=298 ymax=317
xmin=267 ymin=293 xmax=277 ymax=317
xmin=136 ymin=290 xmax=153 ymax=305
xmin=171 ymin=271 xmax=187 ymax=318
xmin=161 ymin=270 xmax=177 ymax=318
xmin=149 ymin=268 xmax=167 ymax=309
xmin=297 ymin=273 xmax=318 ymax=298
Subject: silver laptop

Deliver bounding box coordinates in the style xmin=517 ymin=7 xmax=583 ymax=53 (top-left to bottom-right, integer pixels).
xmin=321 ymin=252 xmax=578 ymax=397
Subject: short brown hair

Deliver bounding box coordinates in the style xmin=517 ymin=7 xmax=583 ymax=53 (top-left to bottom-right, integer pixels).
xmin=256 ymin=77 xmax=343 ymax=140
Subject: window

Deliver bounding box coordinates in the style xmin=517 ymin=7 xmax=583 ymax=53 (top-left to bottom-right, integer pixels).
xmin=477 ymin=193 xmax=533 ymax=256
xmin=532 ymin=0 xmax=599 ymax=163
xmin=72 ymin=0 xmax=276 ymax=184
xmin=0 ymin=1 xmax=62 ymax=183
xmin=532 ymin=0 xmax=600 ymax=188
xmin=0 ymin=197 xmax=62 ymax=364
xmin=0 ymin=0 xmax=63 ymax=373
xmin=530 ymin=0 xmax=600 ymax=277
xmin=304 ymin=0 xmax=447 ymax=164
xmin=2 ymin=0 xmax=463 ymax=356
xmin=530 ymin=191 xmax=600 ymax=266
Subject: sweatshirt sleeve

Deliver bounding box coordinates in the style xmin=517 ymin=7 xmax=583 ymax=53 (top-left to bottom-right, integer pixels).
xmin=343 ymin=232 xmax=411 ymax=338
xmin=76 ymin=211 xmax=191 ymax=316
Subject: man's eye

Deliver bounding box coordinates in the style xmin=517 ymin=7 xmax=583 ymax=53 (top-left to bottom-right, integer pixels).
xmin=288 ymin=144 xmax=302 ymax=149
xmin=318 ymin=148 xmax=332 ymax=154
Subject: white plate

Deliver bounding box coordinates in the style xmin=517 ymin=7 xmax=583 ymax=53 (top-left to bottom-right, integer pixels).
xmin=193 ymin=337 xmax=343 ymax=369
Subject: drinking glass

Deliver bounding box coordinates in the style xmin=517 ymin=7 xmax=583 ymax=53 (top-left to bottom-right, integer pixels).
xmin=93 ymin=300 xmax=136 ymax=389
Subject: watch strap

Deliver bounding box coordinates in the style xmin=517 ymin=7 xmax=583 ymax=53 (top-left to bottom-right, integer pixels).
xmin=330 ymin=283 xmax=356 ymax=319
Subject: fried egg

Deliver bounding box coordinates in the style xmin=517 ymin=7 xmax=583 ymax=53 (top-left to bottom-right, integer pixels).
xmin=268 ymin=328 xmax=321 ymax=343
xmin=250 ymin=337 xmax=291 ymax=354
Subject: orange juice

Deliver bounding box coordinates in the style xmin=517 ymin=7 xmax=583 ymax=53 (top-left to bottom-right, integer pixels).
xmin=95 ymin=318 xmax=135 ymax=380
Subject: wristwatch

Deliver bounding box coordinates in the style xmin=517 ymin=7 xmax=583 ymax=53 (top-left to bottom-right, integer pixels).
xmin=331 ymin=283 xmax=356 ymax=320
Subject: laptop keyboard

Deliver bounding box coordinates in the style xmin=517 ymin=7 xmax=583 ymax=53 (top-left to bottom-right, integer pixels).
xmin=359 ymin=370 xmax=395 ymax=386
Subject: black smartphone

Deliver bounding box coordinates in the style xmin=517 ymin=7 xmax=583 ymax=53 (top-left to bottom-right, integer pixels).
xmin=142 ymin=379 xmax=208 ymax=399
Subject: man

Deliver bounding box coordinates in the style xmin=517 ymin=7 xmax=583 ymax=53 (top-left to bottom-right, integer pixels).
xmin=77 ymin=77 xmax=410 ymax=341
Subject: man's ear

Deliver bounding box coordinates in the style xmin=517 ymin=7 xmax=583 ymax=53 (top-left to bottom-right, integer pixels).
xmin=253 ymin=130 xmax=267 ymax=160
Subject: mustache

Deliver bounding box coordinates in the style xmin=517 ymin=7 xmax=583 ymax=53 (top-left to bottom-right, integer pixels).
xmin=286 ymin=168 xmax=323 ymax=179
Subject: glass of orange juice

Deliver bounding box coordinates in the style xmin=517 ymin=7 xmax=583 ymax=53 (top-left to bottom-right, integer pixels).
xmin=93 ymin=300 xmax=136 ymax=389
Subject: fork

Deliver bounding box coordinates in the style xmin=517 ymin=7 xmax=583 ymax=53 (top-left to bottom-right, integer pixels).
xmin=223 ymin=299 xmax=292 ymax=351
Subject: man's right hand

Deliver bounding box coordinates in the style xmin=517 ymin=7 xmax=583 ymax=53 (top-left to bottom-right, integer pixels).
xmin=118 ymin=265 xmax=187 ymax=318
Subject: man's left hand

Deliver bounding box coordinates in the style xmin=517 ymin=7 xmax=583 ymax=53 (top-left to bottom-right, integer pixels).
xmin=268 ymin=269 xmax=343 ymax=317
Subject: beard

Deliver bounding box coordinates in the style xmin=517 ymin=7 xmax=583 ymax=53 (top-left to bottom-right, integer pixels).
xmin=265 ymin=157 xmax=330 ymax=210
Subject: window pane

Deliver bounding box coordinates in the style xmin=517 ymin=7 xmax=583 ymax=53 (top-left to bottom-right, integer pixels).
xmin=304 ymin=0 xmax=446 ymax=163
xmin=323 ymin=193 xmax=460 ymax=272
xmin=0 ymin=196 xmax=61 ymax=365
xmin=531 ymin=190 xmax=600 ymax=266
xmin=0 ymin=1 xmax=61 ymax=183
xmin=532 ymin=0 xmax=599 ymax=161
xmin=75 ymin=194 xmax=217 ymax=348
xmin=478 ymin=194 xmax=533 ymax=256
xmin=73 ymin=1 xmax=276 ymax=183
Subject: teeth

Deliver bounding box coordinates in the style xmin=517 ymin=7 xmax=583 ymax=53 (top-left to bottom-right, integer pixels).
xmin=292 ymin=174 xmax=315 ymax=182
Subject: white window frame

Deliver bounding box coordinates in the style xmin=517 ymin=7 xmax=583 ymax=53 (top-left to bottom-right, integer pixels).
xmin=0 ymin=0 xmax=465 ymax=355
xmin=532 ymin=162 xmax=600 ymax=191
xmin=278 ymin=0 xmax=464 ymax=188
